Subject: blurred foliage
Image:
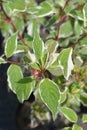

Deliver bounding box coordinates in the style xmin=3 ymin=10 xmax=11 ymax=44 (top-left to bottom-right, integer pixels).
xmin=0 ymin=0 xmax=87 ymax=129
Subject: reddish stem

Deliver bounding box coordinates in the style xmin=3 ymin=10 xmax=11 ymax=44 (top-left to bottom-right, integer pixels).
xmin=55 ymin=0 xmax=70 ymax=41
xmin=73 ymin=33 xmax=87 ymax=48
xmin=31 ymin=68 xmax=46 ymax=79
xmin=62 ymin=0 xmax=70 ymax=13
xmin=7 ymin=60 xmax=23 ymax=65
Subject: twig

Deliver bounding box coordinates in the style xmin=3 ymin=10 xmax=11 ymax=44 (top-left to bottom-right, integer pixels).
xmin=7 ymin=60 xmax=24 ymax=65
xmin=55 ymin=0 xmax=70 ymax=41
xmin=73 ymin=33 xmax=87 ymax=48
xmin=55 ymin=15 xmax=69 ymax=41
xmin=62 ymin=0 xmax=70 ymax=13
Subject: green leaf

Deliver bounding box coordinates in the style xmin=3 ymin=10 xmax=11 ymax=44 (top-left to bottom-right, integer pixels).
xmin=80 ymin=93 xmax=87 ymax=106
xmin=46 ymin=15 xmax=59 ymax=27
xmin=69 ymin=82 xmax=82 ymax=94
xmin=47 ymin=65 xmax=63 ymax=76
xmin=83 ymin=3 xmax=87 ymax=27
xmin=79 ymin=46 xmax=87 ymax=56
xmin=29 ymin=62 xmax=40 ymax=70
xmin=69 ymin=10 xmax=84 ymax=21
xmin=82 ymin=114 xmax=87 ymax=123
xmin=74 ymin=20 xmax=82 ymax=36
xmin=39 ymin=78 xmax=60 ymax=118
xmin=0 ymin=58 xmax=7 ymax=64
xmin=16 ymin=79 xmax=35 ymax=103
xmin=65 ymin=4 xmax=73 ymax=13
xmin=57 ymin=0 xmax=65 ymax=7
xmin=17 ymin=45 xmax=29 ymax=52
xmin=60 ymin=107 xmax=78 ymax=123
xmin=17 ymin=77 xmax=34 ymax=84
xmin=0 ymin=21 xmax=12 ymax=36
xmin=14 ymin=18 xmax=24 ymax=32
xmin=60 ymin=20 xmax=73 ymax=38
xmin=63 ymin=127 xmax=72 ymax=130
xmin=72 ymin=124 xmax=82 ymax=130
xmin=27 ymin=20 xmax=39 ymax=37
xmin=74 ymin=56 xmax=83 ymax=67
xmin=80 ymin=37 xmax=87 ymax=45
xmin=28 ymin=1 xmax=53 ymax=17
xmin=41 ymin=49 xmax=48 ymax=67
xmin=60 ymin=88 xmax=67 ymax=104
xmin=33 ymin=32 xmax=44 ymax=63
xmin=7 ymin=65 xmax=35 ymax=103
xmin=45 ymin=39 xmax=58 ymax=54
xmin=3 ymin=2 xmax=12 ymax=17
xmin=5 ymin=33 xmax=17 ymax=58
xmin=24 ymin=35 xmax=33 ymax=48
xmin=9 ymin=0 xmax=26 ymax=11
xmin=7 ymin=64 xmax=23 ymax=92
xmin=46 ymin=54 xmax=61 ymax=76
xmin=58 ymin=48 xmax=74 ymax=80
xmin=59 ymin=39 xmax=69 ymax=48
xmin=46 ymin=53 xmax=59 ymax=68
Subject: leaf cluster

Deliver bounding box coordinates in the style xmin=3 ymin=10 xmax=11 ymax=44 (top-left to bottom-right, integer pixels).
xmin=0 ymin=0 xmax=87 ymax=129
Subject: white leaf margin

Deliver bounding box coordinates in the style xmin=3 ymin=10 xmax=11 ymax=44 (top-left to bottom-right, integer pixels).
xmin=66 ymin=48 xmax=74 ymax=80
xmin=5 ymin=32 xmax=17 ymax=57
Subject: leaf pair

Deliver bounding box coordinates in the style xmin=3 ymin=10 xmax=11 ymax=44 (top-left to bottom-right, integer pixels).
xmin=7 ymin=65 xmax=35 ymax=103
xmin=39 ymin=79 xmax=78 ymax=122
xmin=47 ymin=48 xmax=74 ymax=80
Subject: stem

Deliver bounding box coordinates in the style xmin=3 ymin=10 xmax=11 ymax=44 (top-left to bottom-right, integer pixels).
xmin=62 ymin=0 xmax=70 ymax=14
xmin=0 ymin=2 xmax=28 ymax=47
xmin=7 ymin=60 xmax=24 ymax=65
xmin=55 ymin=0 xmax=70 ymax=41
xmin=73 ymin=33 xmax=87 ymax=48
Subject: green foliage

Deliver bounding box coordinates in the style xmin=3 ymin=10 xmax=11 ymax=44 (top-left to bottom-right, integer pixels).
xmin=60 ymin=107 xmax=78 ymax=123
xmin=72 ymin=124 xmax=82 ymax=130
xmin=27 ymin=1 xmax=54 ymax=17
xmin=5 ymin=32 xmax=17 ymax=58
xmin=82 ymin=114 xmax=87 ymax=123
xmin=39 ymin=78 xmax=60 ymax=118
xmin=7 ymin=65 xmax=35 ymax=103
xmin=8 ymin=0 xmax=26 ymax=11
xmin=58 ymin=48 xmax=73 ymax=80
xmin=33 ymin=31 xmax=44 ymax=63
xmin=0 ymin=0 xmax=87 ymax=128
xmin=0 ymin=58 xmax=7 ymax=64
